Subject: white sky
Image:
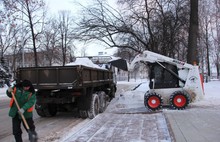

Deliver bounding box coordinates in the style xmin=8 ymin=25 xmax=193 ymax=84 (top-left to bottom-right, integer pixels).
xmin=46 ymin=0 xmax=118 ymax=56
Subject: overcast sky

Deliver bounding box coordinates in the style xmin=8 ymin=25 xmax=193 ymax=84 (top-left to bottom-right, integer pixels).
xmin=46 ymin=0 xmax=86 ymax=14
xmin=46 ymin=0 xmax=117 ymax=56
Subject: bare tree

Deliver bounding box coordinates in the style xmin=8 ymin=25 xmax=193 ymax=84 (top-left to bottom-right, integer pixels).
xmin=198 ymin=0 xmax=213 ymax=81
xmin=211 ymin=0 xmax=220 ymax=79
xmin=58 ymin=11 xmax=75 ymax=66
xmin=3 ymin=0 xmax=46 ymax=67
xmin=41 ymin=18 xmax=61 ymax=66
xmin=75 ymin=0 xmax=190 ymax=60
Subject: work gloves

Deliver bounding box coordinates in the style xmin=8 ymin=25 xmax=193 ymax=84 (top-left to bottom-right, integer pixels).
xmin=7 ymin=87 xmax=13 ymax=93
xmin=18 ymin=108 xmax=25 ymax=114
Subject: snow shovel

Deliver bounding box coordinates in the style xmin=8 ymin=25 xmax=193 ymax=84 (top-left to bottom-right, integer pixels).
xmin=11 ymin=92 xmax=38 ymax=142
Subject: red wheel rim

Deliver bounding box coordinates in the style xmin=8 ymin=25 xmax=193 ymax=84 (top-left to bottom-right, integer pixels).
xmin=148 ymin=96 xmax=160 ymax=108
xmin=173 ymin=95 xmax=186 ymax=107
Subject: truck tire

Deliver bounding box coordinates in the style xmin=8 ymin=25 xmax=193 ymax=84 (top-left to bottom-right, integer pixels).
xmin=35 ymin=103 xmax=46 ymax=117
xmin=36 ymin=104 xmax=57 ymax=117
xmin=79 ymin=110 xmax=88 ymax=118
xmin=144 ymin=92 xmax=163 ymax=111
xmin=87 ymin=93 xmax=99 ymax=119
xmin=47 ymin=104 xmax=57 ymax=116
xmin=169 ymin=91 xmax=190 ymax=110
xmin=98 ymin=91 xmax=107 ymax=113
xmin=36 ymin=109 xmax=46 ymax=117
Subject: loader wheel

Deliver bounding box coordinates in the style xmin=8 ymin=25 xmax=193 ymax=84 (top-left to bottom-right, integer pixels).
xmin=170 ymin=91 xmax=190 ymax=110
xmin=87 ymin=93 xmax=99 ymax=119
xmin=144 ymin=92 xmax=163 ymax=111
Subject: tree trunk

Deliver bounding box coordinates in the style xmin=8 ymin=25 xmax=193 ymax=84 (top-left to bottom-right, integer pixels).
xmin=26 ymin=2 xmax=38 ymax=67
xmin=187 ymin=0 xmax=199 ymax=65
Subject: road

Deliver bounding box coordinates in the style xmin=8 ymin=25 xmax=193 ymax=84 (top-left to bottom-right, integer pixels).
xmin=0 ymin=82 xmax=136 ymax=142
xmin=0 ymin=97 xmax=88 ymax=142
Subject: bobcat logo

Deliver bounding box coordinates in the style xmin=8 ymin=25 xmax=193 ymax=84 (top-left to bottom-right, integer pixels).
xmin=189 ymin=76 xmax=197 ymax=83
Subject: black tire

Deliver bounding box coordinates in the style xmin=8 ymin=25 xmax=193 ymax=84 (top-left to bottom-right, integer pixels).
xmin=36 ymin=104 xmax=57 ymax=117
xmin=35 ymin=103 xmax=46 ymax=117
xmin=87 ymin=93 xmax=99 ymax=119
xmin=47 ymin=104 xmax=57 ymax=116
xmin=79 ymin=110 xmax=88 ymax=118
xmin=144 ymin=92 xmax=163 ymax=111
xmin=169 ymin=91 xmax=190 ymax=110
xmin=109 ymin=85 xmax=116 ymax=100
xmin=98 ymin=91 xmax=107 ymax=113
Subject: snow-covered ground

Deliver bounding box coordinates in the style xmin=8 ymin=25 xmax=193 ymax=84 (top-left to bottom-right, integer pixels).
xmin=1 ymin=79 xmax=220 ymax=142
xmin=193 ymin=80 xmax=220 ymax=106
xmin=60 ymin=79 xmax=220 ymax=142
xmin=0 ymin=85 xmax=9 ymax=99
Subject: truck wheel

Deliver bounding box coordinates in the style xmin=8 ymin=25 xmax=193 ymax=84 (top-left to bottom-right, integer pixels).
xmin=144 ymin=92 xmax=163 ymax=111
xmin=48 ymin=104 xmax=57 ymax=116
xmin=36 ymin=109 xmax=46 ymax=117
xmin=169 ymin=91 xmax=190 ymax=110
xmin=98 ymin=91 xmax=107 ymax=113
xmin=35 ymin=104 xmax=46 ymax=117
xmin=42 ymin=104 xmax=57 ymax=117
xmin=87 ymin=93 xmax=99 ymax=119
xmin=79 ymin=110 xmax=88 ymax=118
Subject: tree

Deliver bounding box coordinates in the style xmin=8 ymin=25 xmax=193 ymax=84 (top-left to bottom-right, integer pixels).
xmin=58 ymin=11 xmax=75 ymax=66
xmin=187 ymin=0 xmax=199 ymax=65
xmin=3 ymin=0 xmax=46 ymax=67
xmin=41 ymin=17 xmax=61 ymax=66
xmin=75 ymin=0 xmax=190 ymax=60
xmin=213 ymin=0 xmax=220 ymax=79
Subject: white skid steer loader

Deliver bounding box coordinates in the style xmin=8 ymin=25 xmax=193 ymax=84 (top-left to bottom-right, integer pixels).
xmin=129 ymin=51 xmax=204 ymax=111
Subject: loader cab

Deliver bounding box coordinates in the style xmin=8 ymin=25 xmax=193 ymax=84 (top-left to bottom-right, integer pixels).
xmin=149 ymin=62 xmax=179 ymax=89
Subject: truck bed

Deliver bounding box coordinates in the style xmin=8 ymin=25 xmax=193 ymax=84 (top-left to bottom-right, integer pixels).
xmin=16 ymin=65 xmax=113 ymax=90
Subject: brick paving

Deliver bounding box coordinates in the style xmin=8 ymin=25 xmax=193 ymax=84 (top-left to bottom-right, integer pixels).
xmin=64 ymin=112 xmax=172 ymax=142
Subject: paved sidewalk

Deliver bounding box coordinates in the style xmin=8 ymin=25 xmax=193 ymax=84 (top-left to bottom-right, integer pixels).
xmin=63 ymin=112 xmax=172 ymax=142
xmin=164 ymin=106 xmax=220 ymax=142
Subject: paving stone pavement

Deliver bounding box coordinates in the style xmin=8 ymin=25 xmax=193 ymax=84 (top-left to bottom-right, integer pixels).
xmin=64 ymin=112 xmax=172 ymax=142
xmin=164 ymin=106 xmax=220 ymax=142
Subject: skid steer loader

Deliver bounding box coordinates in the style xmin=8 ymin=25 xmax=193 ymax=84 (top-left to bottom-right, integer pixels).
xmin=128 ymin=51 xmax=204 ymax=110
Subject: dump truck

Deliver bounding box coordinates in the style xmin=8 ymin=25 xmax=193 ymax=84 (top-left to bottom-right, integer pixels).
xmin=16 ymin=58 xmax=117 ymax=119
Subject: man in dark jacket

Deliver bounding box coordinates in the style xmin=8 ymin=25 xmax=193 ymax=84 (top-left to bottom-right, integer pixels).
xmin=7 ymin=80 xmax=37 ymax=142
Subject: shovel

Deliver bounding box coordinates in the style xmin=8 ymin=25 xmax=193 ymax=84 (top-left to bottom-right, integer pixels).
xmin=11 ymin=92 xmax=38 ymax=142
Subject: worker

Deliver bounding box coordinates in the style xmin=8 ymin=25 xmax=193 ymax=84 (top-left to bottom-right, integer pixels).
xmin=6 ymin=80 xmax=37 ymax=142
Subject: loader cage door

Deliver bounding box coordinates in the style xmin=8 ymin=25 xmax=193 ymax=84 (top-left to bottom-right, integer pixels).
xmin=149 ymin=62 xmax=179 ymax=89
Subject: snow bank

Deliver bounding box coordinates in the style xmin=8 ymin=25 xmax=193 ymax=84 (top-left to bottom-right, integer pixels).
xmin=193 ymin=80 xmax=220 ymax=106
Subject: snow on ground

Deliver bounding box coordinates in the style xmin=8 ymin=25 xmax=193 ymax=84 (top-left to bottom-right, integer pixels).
xmin=61 ymin=80 xmax=172 ymax=142
xmin=1 ymin=79 xmax=220 ymax=141
xmin=60 ymin=79 xmax=220 ymax=142
xmin=0 ymin=85 xmax=8 ymax=99
xmin=193 ymin=80 xmax=220 ymax=107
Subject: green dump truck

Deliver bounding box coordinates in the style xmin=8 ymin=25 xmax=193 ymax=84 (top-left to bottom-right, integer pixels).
xmin=16 ymin=60 xmax=116 ymax=119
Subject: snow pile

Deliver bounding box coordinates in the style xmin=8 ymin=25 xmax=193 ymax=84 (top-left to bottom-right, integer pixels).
xmin=61 ymin=81 xmax=172 ymax=142
xmin=66 ymin=58 xmax=105 ymax=70
xmin=105 ymin=81 xmax=149 ymax=114
xmin=192 ymin=80 xmax=220 ymax=107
